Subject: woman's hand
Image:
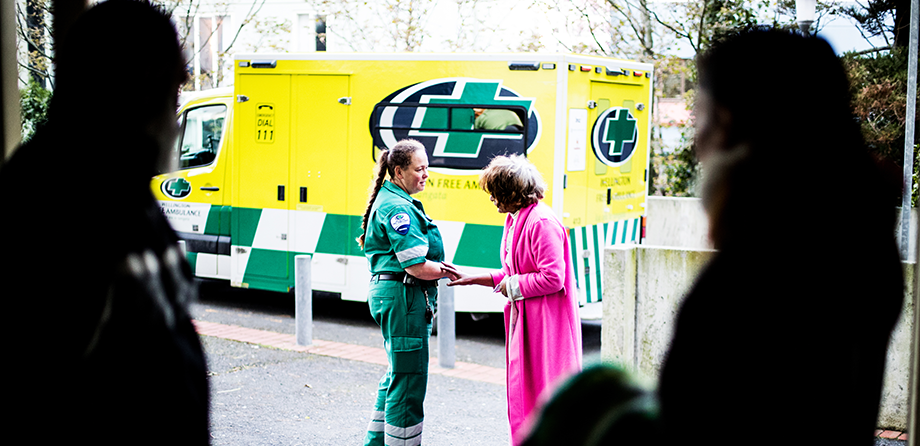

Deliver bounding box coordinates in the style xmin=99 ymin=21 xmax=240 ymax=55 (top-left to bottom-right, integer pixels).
xmin=494 ymin=278 xmax=509 ymax=297
xmin=442 ymin=262 xmax=494 ymax=287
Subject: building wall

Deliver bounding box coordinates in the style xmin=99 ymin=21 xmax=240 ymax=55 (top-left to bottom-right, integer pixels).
xmin=601 ymin=244 xmax=917 ymax=431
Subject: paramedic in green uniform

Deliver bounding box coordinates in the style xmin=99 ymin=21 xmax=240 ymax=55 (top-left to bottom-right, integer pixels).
xmin=357 ymin=139 xmax=447 ymax=446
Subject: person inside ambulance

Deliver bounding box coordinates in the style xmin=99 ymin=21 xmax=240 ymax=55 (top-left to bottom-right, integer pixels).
xmin=473 ymin=107 xmax=524 ymax=131
xmin=356 ymin=139 xmax=449 ymax=446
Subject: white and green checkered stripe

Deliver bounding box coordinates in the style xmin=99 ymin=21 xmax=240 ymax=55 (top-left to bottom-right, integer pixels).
xmin=233 ymin=210 xmax=502 ymax=266
xmin=569 ymin=218 xmax=641 ymax=304
xmin=177 ymin=205 xmax=640 ymax=306
xmin=197 ymin=207 xmax=505 ymax=292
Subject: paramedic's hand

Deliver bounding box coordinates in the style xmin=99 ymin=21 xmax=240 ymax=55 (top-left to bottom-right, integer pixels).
xmin=443 ymin=262 xmax=493 ymax=287
xmin=440 ymin=261 xmax=462 ymax=281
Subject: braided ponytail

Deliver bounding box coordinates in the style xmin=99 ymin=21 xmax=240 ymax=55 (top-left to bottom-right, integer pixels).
xmin=356 ymin=139 xmax=426 ymax=249
xmin=357 ymin=150 xmax=390 ymax=249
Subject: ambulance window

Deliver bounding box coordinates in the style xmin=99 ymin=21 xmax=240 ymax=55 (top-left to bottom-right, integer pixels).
xmin=408 ymin=107 xmax=475 ymax=130
xmin=176 ymin=104 xmax=227 ymax=170
xmin=411 ymin=107 xmax=523 ymax=131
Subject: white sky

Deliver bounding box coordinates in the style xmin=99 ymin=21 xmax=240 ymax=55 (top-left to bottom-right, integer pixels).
xmin=817 ymin=13 xmax=891 ymax=54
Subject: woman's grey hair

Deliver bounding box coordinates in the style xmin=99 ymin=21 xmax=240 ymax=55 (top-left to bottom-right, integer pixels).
xmin=479 ymin=155 xmax=546 ymax=212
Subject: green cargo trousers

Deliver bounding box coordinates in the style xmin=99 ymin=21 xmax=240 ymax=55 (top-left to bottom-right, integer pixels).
xmin=364 ymin=279 xmax=436 ymax=446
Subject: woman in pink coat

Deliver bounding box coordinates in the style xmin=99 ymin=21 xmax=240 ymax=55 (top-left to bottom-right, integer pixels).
xmin=443 ymin=155 xmax=583 ymax=445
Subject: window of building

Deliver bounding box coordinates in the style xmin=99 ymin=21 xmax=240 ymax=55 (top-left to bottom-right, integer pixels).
xmin=177 ymin=15 xmax=231 ymax=90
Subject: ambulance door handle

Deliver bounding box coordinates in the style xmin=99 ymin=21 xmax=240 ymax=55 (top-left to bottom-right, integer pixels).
xmin=200 ymin=187 xmax=220 ymax=191
xmin=277 ymin=185 xmax=285 ymax=201
xmin=300 ymin=187 xmax=307 ymax=203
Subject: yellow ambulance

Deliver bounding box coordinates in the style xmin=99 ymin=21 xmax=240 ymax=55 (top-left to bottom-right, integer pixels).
xmin=152 ymin=53 xmax=653 ymax=313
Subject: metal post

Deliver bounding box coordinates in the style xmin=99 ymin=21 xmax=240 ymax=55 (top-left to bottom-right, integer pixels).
xmin=911 ymin=223 xmax=919 ymax=446
xmin=295 ymin=255 xmax=313 ymax=346
xmin=902 ymin=1 xmax=918 ymax=441
xmin=900 ymin=0 xmax=919 ymax=261
xmin=437 ymin=281 xmax=455 ymax=368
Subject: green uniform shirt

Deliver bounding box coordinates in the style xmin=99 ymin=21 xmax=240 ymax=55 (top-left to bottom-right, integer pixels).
xmin=365 ymin=181 xmax=444 ymax=274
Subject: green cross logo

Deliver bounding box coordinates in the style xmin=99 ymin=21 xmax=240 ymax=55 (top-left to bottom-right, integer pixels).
xmin=603 ymin=109 xmax=637 ymax=156
xmin=413 ymin=79 xmax=534 ymax=158
xmin=592 ymin=107 xmax=638 ymax=166
xmin=162 ymin=177 xmax=191 ymax=199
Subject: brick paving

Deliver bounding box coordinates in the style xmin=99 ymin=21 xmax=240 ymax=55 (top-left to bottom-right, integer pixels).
xmin=193 ymin=319 xmax=506 ymax=386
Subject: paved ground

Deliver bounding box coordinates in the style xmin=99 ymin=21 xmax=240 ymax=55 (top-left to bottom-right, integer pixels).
xmin=190 ymin=281 xmax=910 ymax=445
xmin=192 ymin=282 xmax=516 ymax=445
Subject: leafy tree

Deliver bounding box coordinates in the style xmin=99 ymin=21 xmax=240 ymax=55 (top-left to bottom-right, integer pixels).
xmin=15 ymin=0 xmax=52 ymax=87
xmin=537 ymin=0 xmax=790 ymax=197
xmin=838 ymin=0 xmax=913 ymax=50
xmin=19 ymin=78 xmax=50 ymax=142
xmin=835 ymin=0 xmax=918 ymax=207
xmin=843 ymin=48 xmax=915 ymax=166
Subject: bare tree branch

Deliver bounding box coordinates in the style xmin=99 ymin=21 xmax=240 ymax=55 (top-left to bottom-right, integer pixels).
xmin=849 ymin=44 xmax=892 ymax=56
xmin=223 ymin=0 xmax=267 ymax=55
xmin=570 ymin=1 xmax=610 ymax=55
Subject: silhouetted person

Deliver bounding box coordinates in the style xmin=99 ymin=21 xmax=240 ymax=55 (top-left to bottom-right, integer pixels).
xmin=657 ymin=28 xmax=903 ymax=446
xmin=519 ymin=28 xmax=904 ymax=446
xmin=0 ymin=1 xmax=209 ymax=444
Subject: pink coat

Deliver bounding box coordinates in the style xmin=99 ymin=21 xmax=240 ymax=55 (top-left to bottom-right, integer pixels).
xmin=489 ymin=202 xmax=583 ymax=445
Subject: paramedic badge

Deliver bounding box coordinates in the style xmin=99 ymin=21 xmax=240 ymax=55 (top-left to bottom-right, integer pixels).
xmin=390 ymin=213 xmax=411 ymax=235
xmin=591 ymin=107 xmax=638 ymax=167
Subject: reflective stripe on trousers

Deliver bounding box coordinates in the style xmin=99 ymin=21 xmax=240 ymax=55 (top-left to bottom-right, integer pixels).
xmin=367 ymin=410 xmax=386 ymax=434
xmin=384 ymin=421 xmax=423 ymax=446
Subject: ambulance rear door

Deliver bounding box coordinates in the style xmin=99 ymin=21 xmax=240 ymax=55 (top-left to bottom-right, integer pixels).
xmin=290 ymin=73 xmax=352 ymax=293
xmin=231 ymin=69 xmax=292 ymax=291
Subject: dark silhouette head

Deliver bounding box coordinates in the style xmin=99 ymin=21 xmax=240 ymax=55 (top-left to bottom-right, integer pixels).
xmin=695 ymin=29 xmax=858 ymax=160
xmin=694 ymin=28 xmax=890 ymax=249
xmin=48 ymin=0 xmax=186 ymax=178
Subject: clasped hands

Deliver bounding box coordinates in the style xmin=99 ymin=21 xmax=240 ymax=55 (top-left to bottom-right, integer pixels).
xmin=440 ymin=261 xmax=510 ymax=297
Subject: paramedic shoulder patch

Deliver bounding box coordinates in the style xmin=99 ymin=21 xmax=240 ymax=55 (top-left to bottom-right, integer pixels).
xmin=390 ymin=212 xmax=411 ymax=235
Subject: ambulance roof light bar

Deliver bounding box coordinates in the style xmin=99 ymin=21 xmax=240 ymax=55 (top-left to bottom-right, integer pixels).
xmin=251 ymin=60 xmax=277 ymax=69
xmin=508 ymin=61 xmax=540 ymax=71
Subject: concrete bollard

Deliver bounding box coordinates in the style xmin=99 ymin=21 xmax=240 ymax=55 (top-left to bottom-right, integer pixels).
xmin=437 ymin=281 xmax=456 ymax=368
xmin=295 ymin=255 xmax=313 ymax=346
